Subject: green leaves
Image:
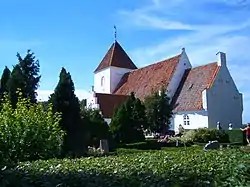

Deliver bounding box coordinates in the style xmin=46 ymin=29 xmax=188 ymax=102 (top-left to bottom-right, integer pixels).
xmin=110 ymin=92 xmax=146 ymax=144
xmin=0 ymin=93 xmax=65 ymax=164
xmin=5 ymin=147 xmax=250 ymax=186
xmin=144 ymin=88 xmax=173 ymax=134
xmin=6 ymin=50 xmax=41 ymax=107
xmin=49 ymin=67 xmax=86 ymax=156
xmin=176 ymin=128 xmax=230 ymax=144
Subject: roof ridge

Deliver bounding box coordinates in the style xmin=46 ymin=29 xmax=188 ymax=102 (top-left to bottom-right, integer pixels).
xmin=207 ymin=66 xmax=220 ymax=89
xmin=94 ymin=41 xmax=137 ymax=73
xmin=109 ymin=42 xmax=116 ymax=66
xmin=130 ymin=53 xmax=182 ymax=73
xmin=192 ymin=62 xmax=217 ymax=69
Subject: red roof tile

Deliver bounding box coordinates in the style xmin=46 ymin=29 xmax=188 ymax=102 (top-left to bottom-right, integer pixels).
xmin=113 ymin=54 xmax=181 ymax=100
xmin=94 ymin=41 xmax=137 ymax=73
xmin=95 ymin=93 xmax=129 ymax=118
xmin=172 ymin=62 xmax=219 ymax=111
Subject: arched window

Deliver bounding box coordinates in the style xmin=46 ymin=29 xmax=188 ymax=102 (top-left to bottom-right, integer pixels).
xmin=101 ymin=76 xmax=105 ymax=87
xmin=183 ymin=114 xmax=190 ymax=125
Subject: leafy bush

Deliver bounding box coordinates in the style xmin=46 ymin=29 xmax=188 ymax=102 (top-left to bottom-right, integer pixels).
xmin=110 ymin=93 xmax=147 ymax=144
xmin=228 ymin=130 xmax=247 ymax=145
xmin=0 ymin=94 xmax=65 ymax=164
xmin=118 ymin=139 xmax=182 ymax=150
xmin=177 ymin=128 xmax=230 ymax=144
xmin=3 ymin=147 xmax=250 ymax=186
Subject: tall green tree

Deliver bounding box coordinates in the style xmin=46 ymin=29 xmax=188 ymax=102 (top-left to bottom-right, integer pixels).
xmin=7 ymin=50 xmax=40 ymax=106
xmin=7 ymin=65 xmax=25 ymax=107
xmin=49 ymin=67 xmax=86 ymax=156
xmin=81 ymin=108 xmax=110 ymax=148
xmin=17 ymin=50 xmax=40 ymax=103
xmin=110 ymin=92 xmax=147 ymax=144
xmin=0 ymin=66 xmax=11 ymax=100
xmin=144 ymin=88 xmax=173 ymax=134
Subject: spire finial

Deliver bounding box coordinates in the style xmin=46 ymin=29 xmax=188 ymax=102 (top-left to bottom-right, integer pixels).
xmin=114 ymin=25 xmax=117 ymax=41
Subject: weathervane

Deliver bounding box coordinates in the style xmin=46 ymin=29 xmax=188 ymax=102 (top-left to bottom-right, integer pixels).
xmin=114 ymin=25 xmax=117 ymax=41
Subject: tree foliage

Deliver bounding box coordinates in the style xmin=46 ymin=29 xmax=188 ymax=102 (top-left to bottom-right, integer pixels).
xmin=7 ymin=50 xmax=40 ymax=107
xmin=49 ymin=67 xmax=86 ymax=156
xmin=144 ymin=88 xmax=173 ymax=134
xmin=0 ymin=92 xmax=64 ymax=164
xmin=110 ymin=92 xmax=147 ymax=144
xmin=81 ymin=108 xmax=110 ymax=148
xmin=0 ymin=66 xmax=11 ymax=99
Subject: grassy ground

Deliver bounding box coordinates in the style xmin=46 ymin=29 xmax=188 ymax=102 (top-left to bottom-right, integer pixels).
xmin=2 ymin=146 xmax=250 ymax=187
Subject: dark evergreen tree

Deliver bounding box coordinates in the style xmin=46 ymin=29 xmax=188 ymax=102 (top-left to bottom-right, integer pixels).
xmin=81 ymin=109 xmax=110 ymax=148
xmin=0 ymin=66 xmax=11 ymax=100
xmin=7 ymin=65 xmax=25 ymax=107
xmin=7 ymin=50 xmax=40 ymax=106
xmin=17 ymin=50 xmax=40 ymax=103
xmin=110 ymin=92 xmax=146 ymax=144
xmin=144 ymin=88 xmax=173 ymax=134
xmin=49 ymin=67 xmax=86 ymax=156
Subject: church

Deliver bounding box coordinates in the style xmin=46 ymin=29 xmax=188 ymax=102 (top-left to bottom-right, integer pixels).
xmin=86 ymin=40 xmax=243 ymax=133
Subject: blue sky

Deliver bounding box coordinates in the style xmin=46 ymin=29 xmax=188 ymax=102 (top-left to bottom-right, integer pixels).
xmin=0 ymin=0 xmax=250 ymax=122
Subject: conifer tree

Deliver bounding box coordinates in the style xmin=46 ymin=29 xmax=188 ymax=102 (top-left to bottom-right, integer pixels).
xmin=0 ymin=66 xmax=11 ymax=100
xmin=7 ymin=50 xmax=40 ymax=106
xmin=7 ymin=65 xmax=25 ymax=107
xmin=110 ymin=92 xmax=146 ymax=143
xmin=17 ymin=50 xmax=40 ymax=103
xmin=82 ymin=108 xmax=110 ymax=147
xmin=49 ymin=67 xmax=86 ymax=156
xmin=144 ymin=88 xmax=173 ymax=134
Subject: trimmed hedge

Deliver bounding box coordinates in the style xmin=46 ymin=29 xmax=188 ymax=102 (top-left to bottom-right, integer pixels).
xmin=118 ymin=139 xmax=184 ymax=150
xmin=228 ymin=130 xmax=247 ymax=145
xmin=177 ymin=128 xmax=230 ymax=144
xmin=1 ymin=147 xmax=250 ymax=186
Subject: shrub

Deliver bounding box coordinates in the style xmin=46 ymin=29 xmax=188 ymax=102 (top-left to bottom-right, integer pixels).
xmin=3 ymin=148 xmax=250 ymax=186
xmin=0 ymin=93 xmax=65 ymax=164
xmin=118 ymin=139 xmax=181 ymax=150
xmin=178 ymin=128 xmax=230 ymax=144
xmin=228 ymin=130 xmax=247 ymax=145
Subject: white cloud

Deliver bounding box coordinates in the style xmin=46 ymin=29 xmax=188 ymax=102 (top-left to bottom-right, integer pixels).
xmin=118 ymin=0 xmax=250 ymax=123
xmin=37 ymin=89 xmax=92 ymax=101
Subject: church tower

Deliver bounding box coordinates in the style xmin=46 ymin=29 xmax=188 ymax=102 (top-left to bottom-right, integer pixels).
xmin=93 ymin=40 xmax=137 ymax=94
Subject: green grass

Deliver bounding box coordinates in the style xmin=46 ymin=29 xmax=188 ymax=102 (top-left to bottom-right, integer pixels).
xmin=2 ymin=147 xmax=250 ymax=187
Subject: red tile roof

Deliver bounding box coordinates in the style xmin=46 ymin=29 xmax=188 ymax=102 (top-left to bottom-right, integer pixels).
xmin=95 ymin=93 xmax=129 ymax=118
xmin=94 ymin=41 xmax=137 ymax=73
xmin=113 ymin=54 xmax=182 ymax=100
xmin=172 ymin=62 xmax=219 ymax=111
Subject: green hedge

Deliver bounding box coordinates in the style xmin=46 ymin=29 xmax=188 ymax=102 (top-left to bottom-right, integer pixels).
xmin=179 ymin=128 xmax=230 ymax=144
xmin=118 ymin=139 xmax=184 ymax=150
xmin=228 ymin=130 xmax=247 ymax=145
xmin=1 ymin=148 xmax=250 ymax=186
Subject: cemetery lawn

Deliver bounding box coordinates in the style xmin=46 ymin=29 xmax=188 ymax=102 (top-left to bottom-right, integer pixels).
xmin=8 ymin=147 xmax=250 ymax=187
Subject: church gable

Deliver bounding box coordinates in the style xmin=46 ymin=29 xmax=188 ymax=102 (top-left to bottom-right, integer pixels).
xmin=113 ymin=54 xmax=181 ymax=99
xmin=94 ymin=41 xmax=137 ymax=73
xmin=172 ymin=62 xmax=219 ymax=112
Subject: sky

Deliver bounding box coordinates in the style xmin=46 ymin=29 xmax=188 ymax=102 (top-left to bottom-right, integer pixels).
xmin=0 ymin=0 xmax=250 ymax=122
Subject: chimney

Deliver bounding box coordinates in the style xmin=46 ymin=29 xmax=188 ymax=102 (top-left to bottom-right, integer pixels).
xmin=216 ymin=51 xmax=226 ymax=66
xmin=91 ymin=85 xmax=96 ymax=97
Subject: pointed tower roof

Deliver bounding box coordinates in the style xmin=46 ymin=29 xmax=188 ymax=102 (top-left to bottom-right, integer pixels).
xmin=94 ymin=41 xmax=137 ymax=73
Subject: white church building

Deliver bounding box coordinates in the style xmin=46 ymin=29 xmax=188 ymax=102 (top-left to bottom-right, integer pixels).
xmin=86 ymin=40 xmax=243 ymax=133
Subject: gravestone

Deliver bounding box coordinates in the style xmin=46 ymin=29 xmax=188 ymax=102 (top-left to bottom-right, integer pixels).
xmin=217 ymin=122 xmax=221 ymax=130
xmin=203 ymin=140 xmax=220 ymax=150
xmin=100 ymin=139 xmax=109 ymax=153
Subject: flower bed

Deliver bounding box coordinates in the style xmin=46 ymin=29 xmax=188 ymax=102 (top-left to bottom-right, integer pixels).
xmin=2 ymin=147 xmax=250 ymax=186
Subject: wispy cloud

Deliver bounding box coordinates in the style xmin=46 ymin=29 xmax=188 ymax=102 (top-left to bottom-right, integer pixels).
xmin=118 ymin=0 xmax=250 ymax=122
xmin=37 ymin=89 xmax=91 ymax=101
